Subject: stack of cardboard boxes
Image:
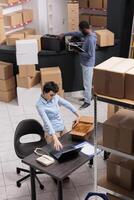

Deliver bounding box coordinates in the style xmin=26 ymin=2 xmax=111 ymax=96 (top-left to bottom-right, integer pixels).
xmin=40 ymin=67 xmax=64 ymax=97
xmin=67 ymin=2 xmax=79 ymax=31
xmin=0 ymin=61 xmax=16 ymax=102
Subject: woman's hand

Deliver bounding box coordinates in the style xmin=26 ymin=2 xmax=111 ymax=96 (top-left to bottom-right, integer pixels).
xmin=52 ymin=134 xmax=63 ymax=151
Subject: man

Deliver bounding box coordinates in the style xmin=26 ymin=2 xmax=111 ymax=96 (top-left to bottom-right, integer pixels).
xmin=36 ymin=81 xmax=80 ymax=150
xmin=60 ymin=21 xmax=97 ymax=109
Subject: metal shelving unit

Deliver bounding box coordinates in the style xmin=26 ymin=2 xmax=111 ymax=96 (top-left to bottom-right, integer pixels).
xmin=94 ymin=94 xmax=134 ymax=200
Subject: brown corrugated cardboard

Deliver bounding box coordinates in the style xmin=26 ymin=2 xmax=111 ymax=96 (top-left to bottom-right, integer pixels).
xmin=103 ymin=0 xmax=107 ymax=9
xmin=22 ymin=9 xmax=33 ymax=24
xmin=0 ymin=76 xmax=15 ymax=91
xmin=41 ymin=67 xmax=62 ymax=87
xmin=107 ymin=194 xmax=122 ymax=200
xmin=89 ymin=0 xmax=103 ymax=9
xmin=17 ymin=71 xmax=40 ymax=88
xmin=103 ymin=109 xmax=134 ymax=154
xmin=90 ymin=15 xmax=107 ymax=27
xmin=79 ymin=15 xmax=90 ymax=23
xmin=0 ymin=61 xmax=13 ymax=80
xmin=93 ymin=58 xmax=134 ymax=98
xmin=19 ymin=65 xmax=36 ymax=77
xmin=95 ymin=29 xmax=114 ymax=47
xmin=26 ymin=35 xmax=42 ymax=51
xmin=22 ymin=28 xmax=36 ymax=37
xmin=79 ymin=0 xmax=89 ymax=8
xmin=0 ymin=11 xmax=6 ymax=44
xmin=125 ymin=68 xmax=134 ymax=100
xmin=67 ymin=3 xmax=79 ymax=32
xmin=5 ymin=11 xmax=23 ymax=27
xmin=107 ymin=155 xmax=134 ymax=191
xmin=6 ymin=31 xmax=25 ymax=45
xmin=0 ymin=88 xmax=16 ymax=102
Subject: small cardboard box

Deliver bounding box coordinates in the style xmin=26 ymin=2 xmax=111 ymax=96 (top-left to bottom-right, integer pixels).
xmin=93 ymin=57 xmax=134 ymax=98
xmin=26 ymin=35 xmax=42 ymax=51
xmin=41 ymin=67 xmax=62 ymax=87
xmin=79 ymin=0 xmax=89 ymax=8
xmin=0 ymin=61 xmax=13 ymax=80
xmin=79 ymin=15 xmax=90 ymax=23
xmin=103 ymin=109 xmax=134 ymax=154
xmin=103 ymin=0 xmax=107 ymax=9
xmin=89 ymin=0 xmax=103 ymax=9
xmin=23 ymin=28 xmax=36 ymax=37
xmin=107 ymin=194 xmax=122 ymax=200
xmin=4 ymin=11 xmax=23 ymax=27
xmin=6 ymin=31 xmax=25 ymax=45
xmin=0 ymin=76 xmax=15 ymax=91
xmin=125 ymin=68 xmax=134 ymax=100
xmin=17 ymin=71 xmax=40 ymax=88
xmin=107 ymin=155 xmax=134 ymax=191
xmin=0 ymin=88 xmax=16 ymax=102
xmin=95 ymin=29 xmax=114 ymax=47
xmin=70 ymin=116 xmax=94 ymax=140
xmin=19 ymin=65 xmax=36 ymax=77
xmin=22 ymin=9 xmax=33 ymax=23
xmin=90 ymin=15 xmax=107 ymax=27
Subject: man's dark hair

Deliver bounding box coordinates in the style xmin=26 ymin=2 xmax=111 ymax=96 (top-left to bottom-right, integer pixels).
xmin=43 ymin=81 xmax=59 ymax=93
xmin=79 ymin=21 xmax=90 ymax=30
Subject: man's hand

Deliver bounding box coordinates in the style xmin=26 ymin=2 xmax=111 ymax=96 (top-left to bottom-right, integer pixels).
xmin=52 ymin=134 xmax=63 ymax=151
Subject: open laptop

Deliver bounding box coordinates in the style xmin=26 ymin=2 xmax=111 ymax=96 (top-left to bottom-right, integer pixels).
xmin=50 ymin=145 xmax=82 ymax=162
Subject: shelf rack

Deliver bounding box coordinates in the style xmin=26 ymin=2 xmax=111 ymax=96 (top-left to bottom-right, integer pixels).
xmin=0 ymin=0 xmax=31 ymax=8
xmin=94 ymin=94 xmax=134 ymax=200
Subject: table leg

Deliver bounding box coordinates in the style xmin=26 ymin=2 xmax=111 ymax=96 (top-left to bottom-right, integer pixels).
xmin=58 ymin=180 xmax=63 ymax=200
xmin=30 ymin=166 xmax=36 ymax=200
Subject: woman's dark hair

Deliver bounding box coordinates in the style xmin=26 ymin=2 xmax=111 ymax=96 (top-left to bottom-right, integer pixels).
xmin=42 ymin=81 xmax=59 ymax=93
xmin=79 ymin=21 xmax=90 ymax=30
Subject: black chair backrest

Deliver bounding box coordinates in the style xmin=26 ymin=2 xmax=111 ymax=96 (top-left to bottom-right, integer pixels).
xmin=14 ymin=119 xmax=47 ymax=159
xmin=85 ymin=192 xmax=109 ymax=200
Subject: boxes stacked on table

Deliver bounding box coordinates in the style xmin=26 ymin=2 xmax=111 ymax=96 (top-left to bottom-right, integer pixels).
xmin=40 ymin=67 xmax=64 ymax=97
xmin=67 ymin=2 xmax=79 ymax=31
xmin=93 ymin=57 xmax=134 ymax=99
xmin=0 ymin=61 xmax=16 ymax=102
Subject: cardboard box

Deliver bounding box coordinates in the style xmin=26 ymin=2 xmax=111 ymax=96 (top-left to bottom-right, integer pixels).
xmin=107 ymin=155 xmax=134 ymax=191
xmin=0 ymin=76 xmax=15 ymax=91
xmin=107 ymin=194 xmax=122 ymax=200
xmin=79 ymin=0 xmax=89 ymax=8
xmin=68 ymin=3 xmax=79 ymax=31
xmin=125 ymin=68 xmax=134 ymax=100
xmin=0 ymin=88 xmax=16 ymax=102
xmin=41 ymin=67 xmax=62 ymax=87
xmin=103 ymin=0 xmax=107 ymax=9
xmin=23 ymin=28 xmax=36 ymax=37
xmin=22 ymin=9 xmax=33 ymax=24
xmin=17 ymin=84 xmax=41 ymax=106
xmin=17 ymin=71 xmax=40 ymax=88
xmin=90 ymin=15 xmax=107 ymax=27
xmin=103 ymin=109 xmax=134 ymax=154
xmin=6 ymin=31 xmax=25 ymax=45
xmin=79 ymin=15 xmax=90 ymax=23
xmin=89 ymin=0 xmax=103 ymax=9
xmin=0 ymin=13 xmax=6 ymax=43
xmin=19 ymin=65 xmax=36 ymax=77
xmin=93 ymin=57 xmax=134 ymax=98
xmin=26 ymin=35 xmax=42 ymax=51
xmin=0 ymin=61 xmax=13 ymax=79
xmin=4 ymin=11 xmax=23 ymax=27
xmin=95 ymin=29 xmax=114 ymax=47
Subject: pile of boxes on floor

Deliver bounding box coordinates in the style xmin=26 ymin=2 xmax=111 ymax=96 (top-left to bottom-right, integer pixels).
xmin=93 ymin=57 xmax=134 ymax=195
xmin=0 ymin=61 xmax=64 ymax=104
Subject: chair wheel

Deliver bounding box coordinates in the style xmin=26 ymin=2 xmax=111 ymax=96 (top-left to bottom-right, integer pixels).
xmin=17 ymin=182 xmax=21 ymax=187
xmin=16 ymin=168 xmax=20 ymax=174
xmin=40 ymin=185 xmax=44 ymax=190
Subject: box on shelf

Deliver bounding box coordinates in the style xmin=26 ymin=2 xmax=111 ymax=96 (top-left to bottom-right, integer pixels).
xmin=70 ymin=116 xmax=94 ymax=140
xmin=17 ymin=84 xmax=41 ymax=106
xmin=22 ymin=9 xmax=33 ymax=23
xmin=103 ymin=109 xmax=134 ymax=154
xmin=90 ymin=15 xmax=107 ymax=27
xmin=6 ymin=32 xmax=25 ymax=45
xmin=19 ymin=65 xmax=36 ymax=77
xmin=0 ymin=88 xmax=16 ymax=102
xmin=26 ymin=35 xmax=42 ymax=51
xmin=16 ymin=71 xmax=40 ymax=88
xmin=103 ymin=0 xmax=107 ymax=9
xmin=79 ymin=14 xmax=90 ymax=23
xmin=107 ymin=194 xmax=122 ymax=200
xmin=0 ymin=61 xmax=13 ymax=79
xmin=79 ymin=0 xmax=89 ymax=8
xmin=4 ymin=11 xmax=23 ymax=27
xmin=22 ymin=28 xmax=36 ymax=37
xmin=0 ymin=76 xmax=15 ymax=91
xmin=93 ymin=57 xmax=134 ymax=98
xmin=125 ymin=68 xmax=134 ymax=100
xmin=107 ymin=155 xmax=134 ymax=191
xmin=95 ymin=29 xmax=114 ymax=47
xmin=40 ymin=67 xmax=62 ymax=88
xmin=89 ymin=0 xmax=103 ymax=9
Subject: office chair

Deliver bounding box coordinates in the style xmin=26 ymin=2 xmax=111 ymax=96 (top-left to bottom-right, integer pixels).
xmin=14 ymin=119 xmax=47 ymax=189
